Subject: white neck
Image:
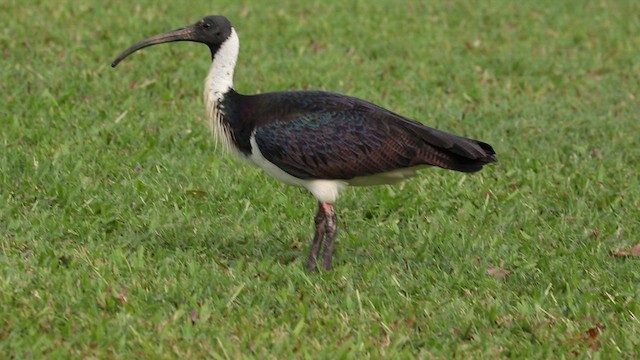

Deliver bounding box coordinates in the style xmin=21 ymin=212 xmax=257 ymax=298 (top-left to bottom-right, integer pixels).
xmin=204 ymin=28 xmax=239 ymax=103
xmin=204 ymin=28 xmax=239 ymax=153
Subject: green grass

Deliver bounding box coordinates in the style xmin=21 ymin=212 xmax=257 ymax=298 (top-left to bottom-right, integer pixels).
xmin=2 ymin=0 xmax=639 ymax=357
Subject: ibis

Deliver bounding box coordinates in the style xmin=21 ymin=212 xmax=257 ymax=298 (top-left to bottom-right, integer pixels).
xmin=112 ymin=15 xmax=497 ymax=271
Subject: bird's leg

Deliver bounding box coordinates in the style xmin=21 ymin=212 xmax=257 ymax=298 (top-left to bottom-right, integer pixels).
xmin=321 ymin=203 xmax=338 ymax=271
xmin=306 ymin=202 xmax=327 ymax=271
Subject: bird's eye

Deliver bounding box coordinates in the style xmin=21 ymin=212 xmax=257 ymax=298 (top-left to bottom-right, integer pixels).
xmin=203 ymin=22 xmax=211 ymax=28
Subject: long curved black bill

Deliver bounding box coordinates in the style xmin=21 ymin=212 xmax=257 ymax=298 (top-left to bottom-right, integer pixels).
xmin=112 ymin=26 xmax=196 ymax=67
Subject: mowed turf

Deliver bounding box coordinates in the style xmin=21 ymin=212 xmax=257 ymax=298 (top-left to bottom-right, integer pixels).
xmin=1 ymin=0 xmax=639 ymax=358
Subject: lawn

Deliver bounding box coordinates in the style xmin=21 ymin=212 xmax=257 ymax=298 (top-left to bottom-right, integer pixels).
xmin=2 ymin=0 xmax=639 ymax=358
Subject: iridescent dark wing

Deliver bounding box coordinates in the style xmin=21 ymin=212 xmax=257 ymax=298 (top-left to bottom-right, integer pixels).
xmin=248 ymin=92 xmax=496 ymax=180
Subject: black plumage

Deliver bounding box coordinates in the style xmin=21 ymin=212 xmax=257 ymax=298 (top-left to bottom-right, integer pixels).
xmin=112 ymin=15 xmax=497 ymax=271
xmin=222 ymin=90 xmax=496 ymax=179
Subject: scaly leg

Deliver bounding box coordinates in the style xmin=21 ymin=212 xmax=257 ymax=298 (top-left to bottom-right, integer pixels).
xmin=321 ymin=203 xmax=338 ymax=271
xmin=306 ymin=202 xmax=326 ymax=271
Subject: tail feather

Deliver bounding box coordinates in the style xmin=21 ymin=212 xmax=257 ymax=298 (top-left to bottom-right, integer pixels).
xmin=440 ymin=138 xmax=497 ymax=173
xmin=424 ymin=131 xmax=498 ymax=172
xmin=398 ymin=119 xmax=497 ymax=172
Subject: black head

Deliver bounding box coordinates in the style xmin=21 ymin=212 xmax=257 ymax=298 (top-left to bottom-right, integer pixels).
xmin=112 ymin=15 xmax=233 ymax=67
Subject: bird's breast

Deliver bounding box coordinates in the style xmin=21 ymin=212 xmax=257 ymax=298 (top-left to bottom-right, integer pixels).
xmin=205 ymin=99 xmax=237 ymax=154
xmin=248 ymin=133 xmax=346 ymax=204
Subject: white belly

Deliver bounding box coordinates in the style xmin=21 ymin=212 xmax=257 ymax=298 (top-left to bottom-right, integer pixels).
xmin=248 ymin=134 xmax=347 ymax=204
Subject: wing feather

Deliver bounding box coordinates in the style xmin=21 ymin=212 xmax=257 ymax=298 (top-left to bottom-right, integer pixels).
xmin=244 ymin=91 xmax=496 ymax=180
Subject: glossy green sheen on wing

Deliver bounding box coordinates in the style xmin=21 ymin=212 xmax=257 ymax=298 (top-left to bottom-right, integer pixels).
xmin=249 ymin=91 xmax=495 ymax=179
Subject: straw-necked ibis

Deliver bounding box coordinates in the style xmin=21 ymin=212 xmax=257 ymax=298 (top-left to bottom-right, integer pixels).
xmin=112 ymin=15 xmax=497 ymax=271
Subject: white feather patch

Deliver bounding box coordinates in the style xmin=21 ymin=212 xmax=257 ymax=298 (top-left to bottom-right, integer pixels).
xmin=249 ymin=133 xmax=347 ymax=204
xmin=204 ymin=28 xmax=240 ymax=154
